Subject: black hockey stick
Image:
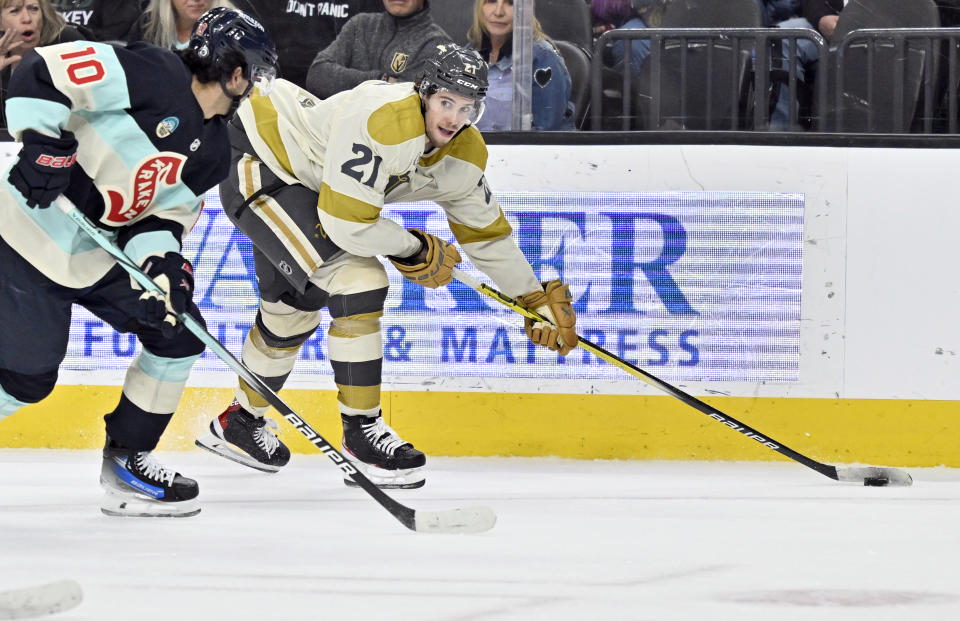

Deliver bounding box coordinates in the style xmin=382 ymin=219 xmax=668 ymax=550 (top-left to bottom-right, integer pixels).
xmin=451 ymin=268 xmax=912 ymax=487
xmin=56 ymin=197 xmax=496 ymax=533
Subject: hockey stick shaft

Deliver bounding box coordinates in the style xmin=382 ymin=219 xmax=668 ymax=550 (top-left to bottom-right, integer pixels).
xmin=56 ymin=197 xmax=494 ymax=532
xmin=451 ymin=268 xmax=911 ymax=486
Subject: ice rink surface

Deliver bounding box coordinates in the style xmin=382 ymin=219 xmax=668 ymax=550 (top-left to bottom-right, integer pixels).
xmin=1 ymin=450 xmax=958 ymax=620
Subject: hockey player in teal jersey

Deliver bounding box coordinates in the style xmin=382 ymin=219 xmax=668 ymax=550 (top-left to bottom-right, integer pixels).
xmin=0 ymin=7 xmax=278 ymax=517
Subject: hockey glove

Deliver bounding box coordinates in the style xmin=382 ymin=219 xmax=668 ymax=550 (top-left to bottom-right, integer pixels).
xmin=8 ymin=129 xmax=78 ymax=209
xmin=517 ymin=280 xmax=578 ymax=356
xmin=136 ymin=252 xmax=194 ymax=338
xmin=388 ymin=228 xmax=462 ymax=289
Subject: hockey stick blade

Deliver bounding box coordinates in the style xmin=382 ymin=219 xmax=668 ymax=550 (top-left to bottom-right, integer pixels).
xmin=415 ymin=506 xmax=498 ymax=534
xmin=0 ymin=580 xmax=82 ymax=620
xmin=57 ymin=197 xmax=496 ymax=534
xmin=451 ymin=268 xmax=914 ymax=488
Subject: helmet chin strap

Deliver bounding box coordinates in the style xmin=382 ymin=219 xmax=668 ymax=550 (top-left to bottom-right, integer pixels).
xmin=218 ymin=76 xmax=252 ymax=119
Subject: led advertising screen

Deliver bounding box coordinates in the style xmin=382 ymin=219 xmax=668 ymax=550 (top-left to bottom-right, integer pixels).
xmin=64 ymin=190 xmax=803 ymax=383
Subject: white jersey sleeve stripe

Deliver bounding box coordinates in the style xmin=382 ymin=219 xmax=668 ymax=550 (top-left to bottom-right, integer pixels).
xmin=3 ymin=97 xmax=70 ymax=137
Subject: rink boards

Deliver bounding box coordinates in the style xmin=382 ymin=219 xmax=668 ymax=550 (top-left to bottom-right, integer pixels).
xmin=1 ymin=142 xmax=958 ymax=466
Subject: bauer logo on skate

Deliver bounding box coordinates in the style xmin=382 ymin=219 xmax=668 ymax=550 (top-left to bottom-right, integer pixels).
xmin=65 ymin=190 xmax=803 ymax=384
xmin=101 ymin=153 xmax=186 ymax=225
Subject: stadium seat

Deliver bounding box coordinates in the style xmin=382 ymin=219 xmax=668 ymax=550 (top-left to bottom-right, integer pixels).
xmin=660 ymin=0 xmax=763 ymax=28
xmin=536 ymin=0 xmax=593 ymax=51
xmin=829 ymin=0 xmax=941 ymax=132
xmin=632 ymin=0 xmax=764 ymax=129
xmin=553 ymin=40 xmax=591 ymax=129
xmin=432 ymin=0 xmax=473 ymax=44
xmin=832 ymin=0 xmax=940 ymax=38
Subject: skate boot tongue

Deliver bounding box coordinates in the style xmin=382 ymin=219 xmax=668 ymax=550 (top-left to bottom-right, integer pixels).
xmin=253 ymin=416 xmax=281 ymax=456
xmin=361 ymin=416 xmax=411 ymax=455
xmin=134 ymin=452 xmax=176 ymax=486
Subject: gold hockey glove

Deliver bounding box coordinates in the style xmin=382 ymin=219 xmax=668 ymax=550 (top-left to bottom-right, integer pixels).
xmin=517 ymin=280 xmax=578 ymax=356
xmin=389 ymin=228 xmax=462 ymax=289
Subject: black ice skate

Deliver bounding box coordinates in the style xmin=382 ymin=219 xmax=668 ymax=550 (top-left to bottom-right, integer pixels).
xmin=341 ymin=413 xmax=426 ymax=489
xmin=195 ymin=400 xmax=290 ymax=473
xmin=100 ymin=439 xmax=199 ymax=517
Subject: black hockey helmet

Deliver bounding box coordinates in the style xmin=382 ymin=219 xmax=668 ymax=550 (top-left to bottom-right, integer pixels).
xmin=189 ymin=6 xmax=279 ymax=100
xmin=418 ymin=44 xmax=488 ymax=124
xmin=418 ymin=43 xmax=488 ymax=101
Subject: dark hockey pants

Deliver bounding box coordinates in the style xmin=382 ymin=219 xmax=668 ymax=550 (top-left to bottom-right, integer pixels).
xmin=0 ymin=234 xmax=205 ymax=450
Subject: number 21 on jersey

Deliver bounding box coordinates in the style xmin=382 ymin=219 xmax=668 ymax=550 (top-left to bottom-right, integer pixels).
xmin=340 ymin=143 xmax=383 ymax=188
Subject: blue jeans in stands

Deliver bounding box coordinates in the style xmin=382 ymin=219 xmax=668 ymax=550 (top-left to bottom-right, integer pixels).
xmin=770 ymin=16 xmax=821 ymax=130
xmin=610 ymin=17 xmax=651 ymax=76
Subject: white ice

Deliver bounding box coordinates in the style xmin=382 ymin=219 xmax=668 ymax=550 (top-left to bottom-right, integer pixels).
xmin=1 ymin=450 xmax=958 ymax=620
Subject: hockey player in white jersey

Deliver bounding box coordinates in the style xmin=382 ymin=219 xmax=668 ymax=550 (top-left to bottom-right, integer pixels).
xmin=0 ymin=7 xmax=278 ymax=517
xmin=196 ymin=44 xmax=578 ymax=488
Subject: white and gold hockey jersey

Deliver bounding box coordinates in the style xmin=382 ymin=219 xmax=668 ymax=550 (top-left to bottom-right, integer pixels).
xmin=234 ymin=78 xmax=541 ymax=298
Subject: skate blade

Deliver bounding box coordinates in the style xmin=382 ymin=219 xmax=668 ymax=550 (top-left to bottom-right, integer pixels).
xmin=343 ymin=461 xmax=426 ymax=489
xmin=195 ymin=434 xmax=282 ymax=474
xmin=100 ymin=489 xmax=200 ymax=518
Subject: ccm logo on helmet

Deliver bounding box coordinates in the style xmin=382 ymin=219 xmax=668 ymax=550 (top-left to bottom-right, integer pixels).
xmin=36 ymin=153 xmax=77 ymax=168
xmin=454 ymin=77 xmax=479 ymax=90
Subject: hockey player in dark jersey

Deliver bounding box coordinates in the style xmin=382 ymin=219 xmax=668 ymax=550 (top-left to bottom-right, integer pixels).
xmin=195 ymin=44 xmax=578 ymax=489
xmin=0 ymin=7 xmax=278 ymax=517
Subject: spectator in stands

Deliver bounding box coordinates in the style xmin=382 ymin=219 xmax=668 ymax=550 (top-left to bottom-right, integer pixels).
xmin=234 ymin=0 xmax=382 ymax=89
xmin=758 ymin=0 xmax=801 ymax=26
xmin=126 ymin=0 xmax=235 ymax=49
xmin=800 ymin=0 xmax=842 ymax=41
xmin=766 ymin=0 xmax=822 ymax=130
xmin=0 ymin=0 xmax=86 ymax=140
xmin=305 ymin=0 xmax=449 ymax=99
xmin=467 ymin=0 xmax=573 ymax=130
xmin=590 ymin=0 xmax=668 ymax=76
xmin=50 ymin=0 xmax=145 ymax=42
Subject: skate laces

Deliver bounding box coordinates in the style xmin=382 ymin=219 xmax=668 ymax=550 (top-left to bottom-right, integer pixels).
xmin=361 ymin=417 xmax=408 ymax=456
xmin=253 ymin=417 xmax=281 ymax=456
xmin=134 ymin=452 xmax=176 ymax=486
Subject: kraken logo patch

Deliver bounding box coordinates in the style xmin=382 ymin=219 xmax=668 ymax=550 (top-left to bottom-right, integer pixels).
xmin=156 ymin=116 xmax=179 ymax=138
xmin=390 ymin=52 xmax=409 ymax=74
xmin=100 ymin=153 xmax=186 ymax=224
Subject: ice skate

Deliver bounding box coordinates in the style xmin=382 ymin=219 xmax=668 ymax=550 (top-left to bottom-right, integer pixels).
xmin=196 ymin=400 xmax=291 ymax=473
xmin=341 ymin=413 xmax=426 ymax=489
xmin=100 ymin=440 xmax=200 ymax=517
